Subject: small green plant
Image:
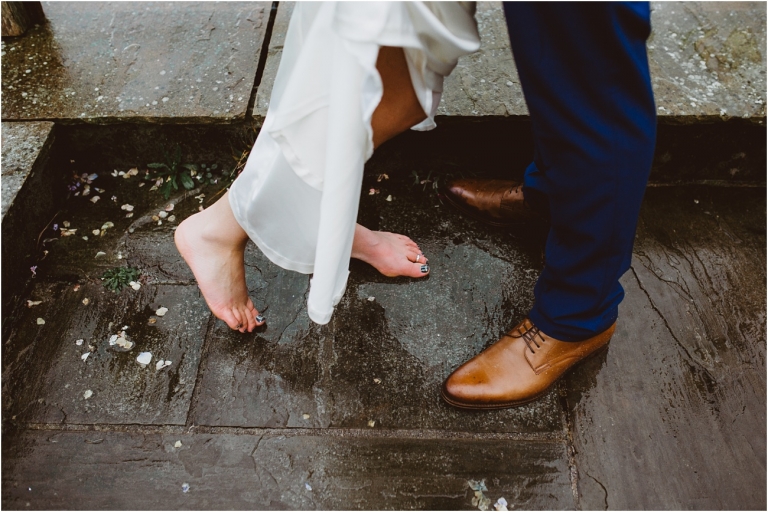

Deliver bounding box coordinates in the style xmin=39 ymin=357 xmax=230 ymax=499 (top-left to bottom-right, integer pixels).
xmin=101 ymin=266 xmax=140 ymax=293
xmin=145 ymin=146 xmax=228 ymax=199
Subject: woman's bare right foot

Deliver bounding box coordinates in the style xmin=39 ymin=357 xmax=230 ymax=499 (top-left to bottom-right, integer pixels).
xmin=351 ymin=223 xmax=430 ymax=278
xmin=174 ymin=192 xmax=264 ymax=333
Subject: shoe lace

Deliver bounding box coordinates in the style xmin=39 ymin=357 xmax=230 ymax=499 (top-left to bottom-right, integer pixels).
xmin=512 ymin=324 xmax=547 ymax=354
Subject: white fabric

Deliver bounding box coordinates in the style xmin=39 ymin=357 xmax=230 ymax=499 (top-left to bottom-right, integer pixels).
xmin=229 ymin=2 xmax=479 ymax=324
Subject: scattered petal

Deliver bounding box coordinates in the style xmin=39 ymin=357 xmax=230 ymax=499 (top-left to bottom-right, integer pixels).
xmin=76 ymin=339 xmax=84 ymax=346
xmin=167 ymin=215 xmax=176 ymax=222
xmin=373 ymin=378 xmax=382 ymax=384
xmin=62 ymin=221 xmax=71 ymax=228
xmin=83 ymin=390 xmax=93 ymax=399
xmin=148 ymin=317 xmax=157 ymax=324
xmin=30 ymin=266 xmax=37 ymax=276
xmin=386 ymin=195 xmax=393 ymax=202
xmin=194 ymin=193 xmax=205 ymax=204
xmin=174 ymin=440 xmax=182 ymax=448
xmin=36 ymin=318 xmax=45 ymax=325
xmin=101 ymin=222 xmax=114 ymax=230
xmin=92 ymin=229 xmax=100 ymax=236
xmin=109 ymin=334 xmax=118 ymax=345
xmin=158 ymin=211 xmax=168 ymax=219
xmin=90 ymin=196 xmax=100 ymax=203
xmin=165 ymin=204 xmax=175 ymax=212
xmin=73 ymin=284 xmax=81 ymax=291
xmin=367 ymin=296 xmax=375 ymax=302
xmin=468 ymin=480 xmax=488 ymax=492
xmin=26 ymin=300 xmax=42 ymax=307
xmin=181 ymin=483 xmax=190 ymax=493
xmin=82 ymin=298 xmax=90 ymax=305
xmin=95 ymin=251 xmax=106 ymax=258
xmin=156 ymin=359 xmax=171 ymax=370
xmin=367 ymin=420 xmax=376 ymax=428
xmin=305 ymin=483 xmax=312 ymax=491
xmin=60 ymin=228 xmax=78 ymax=237
xmin=376 ymin=173 xmax=389 ymax=182
xmin=87 ymin=173 xmax=99 ymax=181
xmin=121 ymin=204 xmax=134 ymax=211
xmin=155 ymin=307 xmax=168 ymax=317
xmin=302 ymin=413 xmax=310 ymax=420
xmin=82 ymin=236 xmax=89 ymax=241
xmin=81 ymin=352 xmax=90 ymax=361
xmin=136 ymin=352 xmax=152 ymax=365
xmin=151 ymin=215 xmax=160 ymax=222
xmin=494 ymin=497 xmax=508 ymax=511
xmin=129 ymin=281 xmax=141 ymax=290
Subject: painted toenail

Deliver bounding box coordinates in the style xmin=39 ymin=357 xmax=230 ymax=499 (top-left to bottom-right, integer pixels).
xmin=235 ymin=323 xmax=243 ymax=329
xmin=256 ymin=315 xmax=265 ymax=323
xmin=420 ymin=264 xmax=429 ymax=273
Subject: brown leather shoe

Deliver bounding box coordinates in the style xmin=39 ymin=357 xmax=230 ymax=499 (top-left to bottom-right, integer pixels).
xmin=441 ymin=179 xmax=539 ymax=227
xmin=442 ymin=318 xmax=614 ymax=409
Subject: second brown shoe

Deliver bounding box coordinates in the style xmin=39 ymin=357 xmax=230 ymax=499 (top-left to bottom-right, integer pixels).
xmin=441 ymin=178 xmax=540 ymax=227
xmin=441 ymin=318 xmax=614 ymax=409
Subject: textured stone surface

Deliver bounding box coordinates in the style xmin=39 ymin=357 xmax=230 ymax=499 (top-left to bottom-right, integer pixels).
xmin=191 ymin=179 xmax=561 ymax=433
xmin=0 ymin=121 xmax=54 ymax=219
xmin=2 ymin=430 xmax=574 ymax=510
xmin=3 ymin=282 xmax=210 ymax=426
xmin=253 ymin=1 xmax=293 ymax=121
xmin=649 ymin=2 xmax=766 ymax=119
xmin=255 ymin=2 xmax=766 ymax=122
xmin=1 ymin=2 xmax=269 ymax=122
xmin=567 ymin=186 xmax=766 ymax=510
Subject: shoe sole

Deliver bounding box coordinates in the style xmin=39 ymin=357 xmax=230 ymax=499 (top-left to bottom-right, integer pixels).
xmin=440 ymin=343 xmax=610 ymax=410
xmin=439 ymin=189 xmax=521 ymax=228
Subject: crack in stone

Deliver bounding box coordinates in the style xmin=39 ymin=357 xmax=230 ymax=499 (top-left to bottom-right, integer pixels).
xmin=630 ymin=265 xmax=717 ymax=384
xmin=585 ymin=471 xmax=609 ymax=510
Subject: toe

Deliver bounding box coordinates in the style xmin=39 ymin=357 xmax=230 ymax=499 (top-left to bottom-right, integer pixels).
xmin=231 ymin=308 xmax=247 ymax=333
xmin=220 ymin=308 xmax=243 ymax=331
xmin=246 ymin=299 xmax=265 ymax=328
xmin=243 ymin=305 xmax=257 ymax=332
xmin=405 ymin=261 xmax=430 ymax=278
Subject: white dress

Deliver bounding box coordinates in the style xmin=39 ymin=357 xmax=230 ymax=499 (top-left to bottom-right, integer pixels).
xmin=228 ymin=2 xmax=480 ymax=324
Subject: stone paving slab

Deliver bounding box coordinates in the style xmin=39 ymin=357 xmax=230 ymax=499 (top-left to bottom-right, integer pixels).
xmin=191 ymin=178 xmax=561 ymax=434
xmin=2 ymin=282 xmax=210 ymax=426
xmin=1 ymin=121 xmax=55 ymax=219
xmin=255 ymin=2 xmax=766 ymax=122
xmin=1 ymin=430 xmax=574 ymax=510
xmin=1 ymin=2 xmax=270 ymax=123
xmin=566 ymin=186 xmax=766 ymax=510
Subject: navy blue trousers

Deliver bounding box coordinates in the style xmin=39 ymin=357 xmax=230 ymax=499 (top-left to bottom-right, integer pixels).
xmin=502 ymin=2 xmax=657 ymax=341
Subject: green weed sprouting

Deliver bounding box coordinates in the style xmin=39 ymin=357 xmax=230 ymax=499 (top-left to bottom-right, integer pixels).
xmin=101 ymin=266 xmax=140 ymax=293
xmin=145 ymin=146 xmax=226 ymax=199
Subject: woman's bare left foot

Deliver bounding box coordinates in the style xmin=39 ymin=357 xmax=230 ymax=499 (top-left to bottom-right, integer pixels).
xmin=351 ymin=223 xmax=430 ymax=278
xmin=174 ymin=192 xmax=265 ymax=333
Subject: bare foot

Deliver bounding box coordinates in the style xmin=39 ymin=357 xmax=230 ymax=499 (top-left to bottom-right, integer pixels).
xmin=174 ymin=192 xmax=264 ymax=333
xmin=351 ymin=224 xmax=430 ymax=278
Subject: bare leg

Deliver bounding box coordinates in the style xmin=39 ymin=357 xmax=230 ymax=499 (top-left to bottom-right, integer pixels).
xmin=351 ymin=46 xmax=432 ymax=277
xmin=176 ymin=47 xmax=430 ymax=331
xmin=175 ymin=192 xmax=263 ymax=333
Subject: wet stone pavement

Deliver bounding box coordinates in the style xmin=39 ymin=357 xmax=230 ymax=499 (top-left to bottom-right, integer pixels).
xmin=1 ymin=150 xmax=765 ymax=509
xmin=1 ymin=0 xmax=766 ymax=509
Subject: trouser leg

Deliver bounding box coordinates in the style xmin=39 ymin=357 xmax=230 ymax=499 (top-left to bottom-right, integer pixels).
xmin=503 ymin=2 xmax=657 ymax=341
